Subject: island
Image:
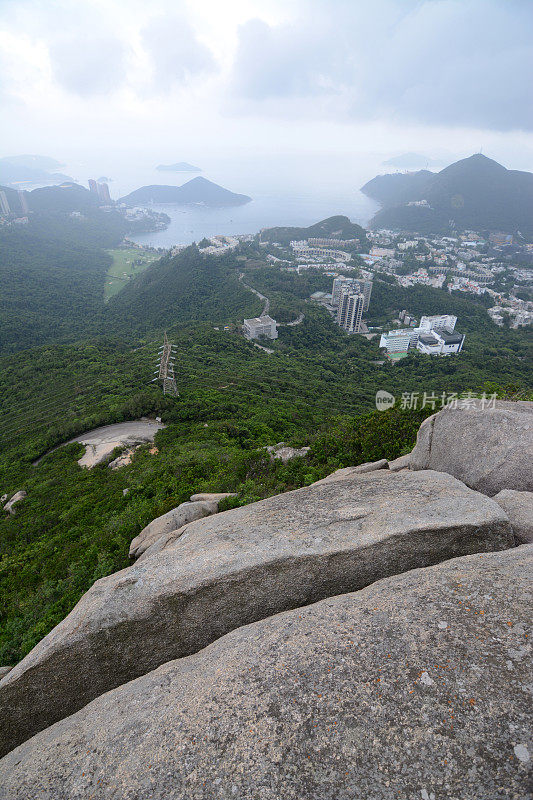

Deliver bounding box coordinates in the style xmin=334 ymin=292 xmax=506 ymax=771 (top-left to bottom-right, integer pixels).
xmin=156 ymin=162 xmax=201 ymax=172
xmin=118 ymin=176 xmax=252 ymax=208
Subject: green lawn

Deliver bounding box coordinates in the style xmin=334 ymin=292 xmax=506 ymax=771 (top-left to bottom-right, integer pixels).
xmin=104 ymin=246 xmax=159 ymax=302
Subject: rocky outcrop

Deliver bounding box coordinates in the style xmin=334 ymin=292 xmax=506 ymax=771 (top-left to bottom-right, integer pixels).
xmin=410 ymin=399 xmax=533 ymax=496
xmin=388 ymin=453 xmax=411 ymax=471
xmin=265 ymin=442 xmax=311 ymax=463
xmin=493 ymin=490 xmax=533 ymax=544
xmin=0 ymin=469 xmax=513 ymax=758
xmin=1 ymin=546 xmax=530 ymax=800
xmin=3 ymin=491 xmax=26 ymax=515
xmin=129 ymin=499 xmax=218 ymax=559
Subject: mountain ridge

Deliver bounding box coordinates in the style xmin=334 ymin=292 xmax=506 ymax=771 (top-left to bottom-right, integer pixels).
xmin=119 ymin=176 xmax=251 ymax=207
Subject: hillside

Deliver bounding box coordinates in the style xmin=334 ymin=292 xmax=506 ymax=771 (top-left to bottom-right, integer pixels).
xmin=361 ymin=169 xmax=434 ymax=205
xmin=107 ymin=245 xmax=261 ymax=333
xmin=119 ymin=177 xmax=251 ymax=207
xmin=363 ymin=154 xmax=533 ymax=234
xmin=260 ymin=214 xmax=370 ymax=249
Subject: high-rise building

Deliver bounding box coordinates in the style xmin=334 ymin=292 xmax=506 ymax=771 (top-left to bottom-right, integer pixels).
xmin=332 ymin=275 xmax=373 ymax=311
xmin=88 ymin=179 xmax=98 ymax=195
xmin=336 ymin=289 xmax=364 ymax=333
xmin=0 ymin=190 xmax=10 ymax=216
xmin=98 ymin=182 xmax=111 ymax=203
xmin=17 ymin=190 xmax=29 ymax=214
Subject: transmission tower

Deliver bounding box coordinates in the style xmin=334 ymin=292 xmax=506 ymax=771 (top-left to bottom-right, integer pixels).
xmin=153 ymin=332 xmax=179 ymax=396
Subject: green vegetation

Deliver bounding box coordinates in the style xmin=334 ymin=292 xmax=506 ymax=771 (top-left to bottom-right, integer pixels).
xmin=104 ymin=246 xmax=159 ymax=301
xmin=260 ymin=215 xmax=370 ymax=250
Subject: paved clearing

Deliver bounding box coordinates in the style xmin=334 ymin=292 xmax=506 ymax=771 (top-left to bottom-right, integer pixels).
xmin=35 ymin=421 xmax=165 ymax=468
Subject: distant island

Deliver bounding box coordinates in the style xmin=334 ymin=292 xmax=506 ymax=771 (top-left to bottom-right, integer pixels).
xmin=382 ymin=152 xmax=444 ymax=169
xmin=362 ymin=154 xmax=533 ymax=235
xmin=118 ymin=176 xmax=252 ymax=208
xmin=156 ymin=162 xmax=201 ymax=173
xmin=0 ymin=154 xmax=71 ymax=187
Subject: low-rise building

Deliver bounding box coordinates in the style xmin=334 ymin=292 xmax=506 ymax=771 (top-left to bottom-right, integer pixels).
xmin=243 ymin=315 xmax=278 ymax=340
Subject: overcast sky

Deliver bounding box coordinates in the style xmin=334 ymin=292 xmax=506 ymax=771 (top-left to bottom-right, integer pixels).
xmin=1 ymin=0 xmax=532 ymax=167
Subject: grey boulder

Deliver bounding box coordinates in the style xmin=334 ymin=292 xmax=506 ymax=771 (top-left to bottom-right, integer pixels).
xmin=189 ymin=492 xmax=237 ymax=503
xmin=3 ymin=491 xmax=26 ymax=515
xmin=1 ymin=546 xmax=530 ymax=800
xmin=410 ymin=399 xmax=533 ymax=496
xmin=388 ymin=453 xmax=411 ymax=471
xmin=493 ymin=489 xmax=533 ymax=544
xmin=0 ymin=469 xmax=513 ymax=757
xmin=129 ymin=499 xmax=218 ymax=559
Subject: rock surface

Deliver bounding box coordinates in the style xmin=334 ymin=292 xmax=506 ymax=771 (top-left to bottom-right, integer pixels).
xmin=129 ymin=499 xmax=218 ymax=559
xmin=1 ymin=546 xmax=530 ymax=800
xmin=3 ymin=491 xmax=26 ymax=514
xmin=353 ymin=458 xmax=388 ymax=473
xmin=266 ymin=442 xmax=311 ymax=463
xmin=0 ymin=470 xmax=513 ymax=757
xmin=493 ymin=489 xmax=533 ymax=544
xmin=0 ymin=667 xmax=11 ymax=680
xmin=189 ymin=492 xmax=237 ymax=503
xmin=410 ymin=399 xmax=533 ymax=496
xmin=388 ymin=453 xmax=411 ymax=472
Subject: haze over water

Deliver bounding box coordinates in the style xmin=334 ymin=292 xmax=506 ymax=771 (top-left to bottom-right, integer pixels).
xmin=60 ymin=151 xmax=382 ymax=248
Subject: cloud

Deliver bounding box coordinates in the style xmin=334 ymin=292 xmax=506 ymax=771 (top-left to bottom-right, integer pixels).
xmin=49 ymin=35 xmax=127 ymax=96
xmin=141 ymin=14 xmax=216 ymax=91
xmin=229 ymin=0 xmax=533 ymax=131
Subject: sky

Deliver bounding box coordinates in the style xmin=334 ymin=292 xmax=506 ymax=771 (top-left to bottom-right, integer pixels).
xmin=1 ymin=0 xmax=532 ymax=168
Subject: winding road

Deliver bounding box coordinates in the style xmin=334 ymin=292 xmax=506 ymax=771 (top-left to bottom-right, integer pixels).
xmin=238 ymin=273 xmax=304 ymax=327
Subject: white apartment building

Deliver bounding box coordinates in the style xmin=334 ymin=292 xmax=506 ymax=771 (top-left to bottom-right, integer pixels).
xmin=243 ymin=315 xmax=278 ymax=340
xmin=419 ymin=314 xmax=457 ymax=332
xmin=336 ymin=289 xmax=364 ymax=333
xmin=379 ymin=329 xmax=415 ymax=352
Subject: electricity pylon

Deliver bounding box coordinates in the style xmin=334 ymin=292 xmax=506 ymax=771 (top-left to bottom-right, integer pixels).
xmin=153 ymin=332 xmax=178 ymax=396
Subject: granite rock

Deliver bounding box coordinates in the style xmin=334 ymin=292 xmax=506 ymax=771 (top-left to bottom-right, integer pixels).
xmin=129 ymin=500 xmax=218 ymax=559
xmin=409 ymin=400 xmax=533 ymax=496
xmin=1 ymin=546 xmax=530 ymax=800
xmin=493 ymin=489 xmax=533 ymax=544
xmin=0 ymin=470 xmax=513 ymax=757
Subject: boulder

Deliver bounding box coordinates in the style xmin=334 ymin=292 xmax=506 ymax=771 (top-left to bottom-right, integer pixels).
xmin=388 ymin=453 xmax=411 ymax=472
xmin=3 ymin=491 xmax=26 ymax=515
xmin=189 ymin=492 xmax=238 ymax=503
xmin=129 ymin=500 xmax=218 ymax=559
xmin=136 ymin=524 xmax=189 ymax=563
xmin=0 ymin=470 xmax=513 ymax=758
xmin=409 ymin=399 xmax=533 ymax=496
xmin=493 ymin=490 xmax=533 ymax=544
xmin=1 ymin=546 xmax=530 ymax=800
xmin=353 ymin=458 xmax=388 ymax=473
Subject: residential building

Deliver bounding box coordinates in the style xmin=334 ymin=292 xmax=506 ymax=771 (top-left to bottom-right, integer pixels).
xmin=0 ymin=190 xmax=10 ymax=216
xmin=336 ymin=289 xmax=364 ymax=333
xmin=17 ymin=190 xmax=29 ymax=214
xmin=243 ymin=315 xmax=278 ymax=340
xmin=88 ymin=179 xmax=98 ymax=195
xmin=419 ymin=314 xmax=457 ymax=332
xmin=98 ymin=182 xmax=111 ymax=203
xmin=331 ymin=275 xmax=373 ymax=310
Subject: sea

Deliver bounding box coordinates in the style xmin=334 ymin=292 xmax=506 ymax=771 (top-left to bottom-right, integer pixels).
xmin=59 ymin=151 xmax=382 ymax=249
